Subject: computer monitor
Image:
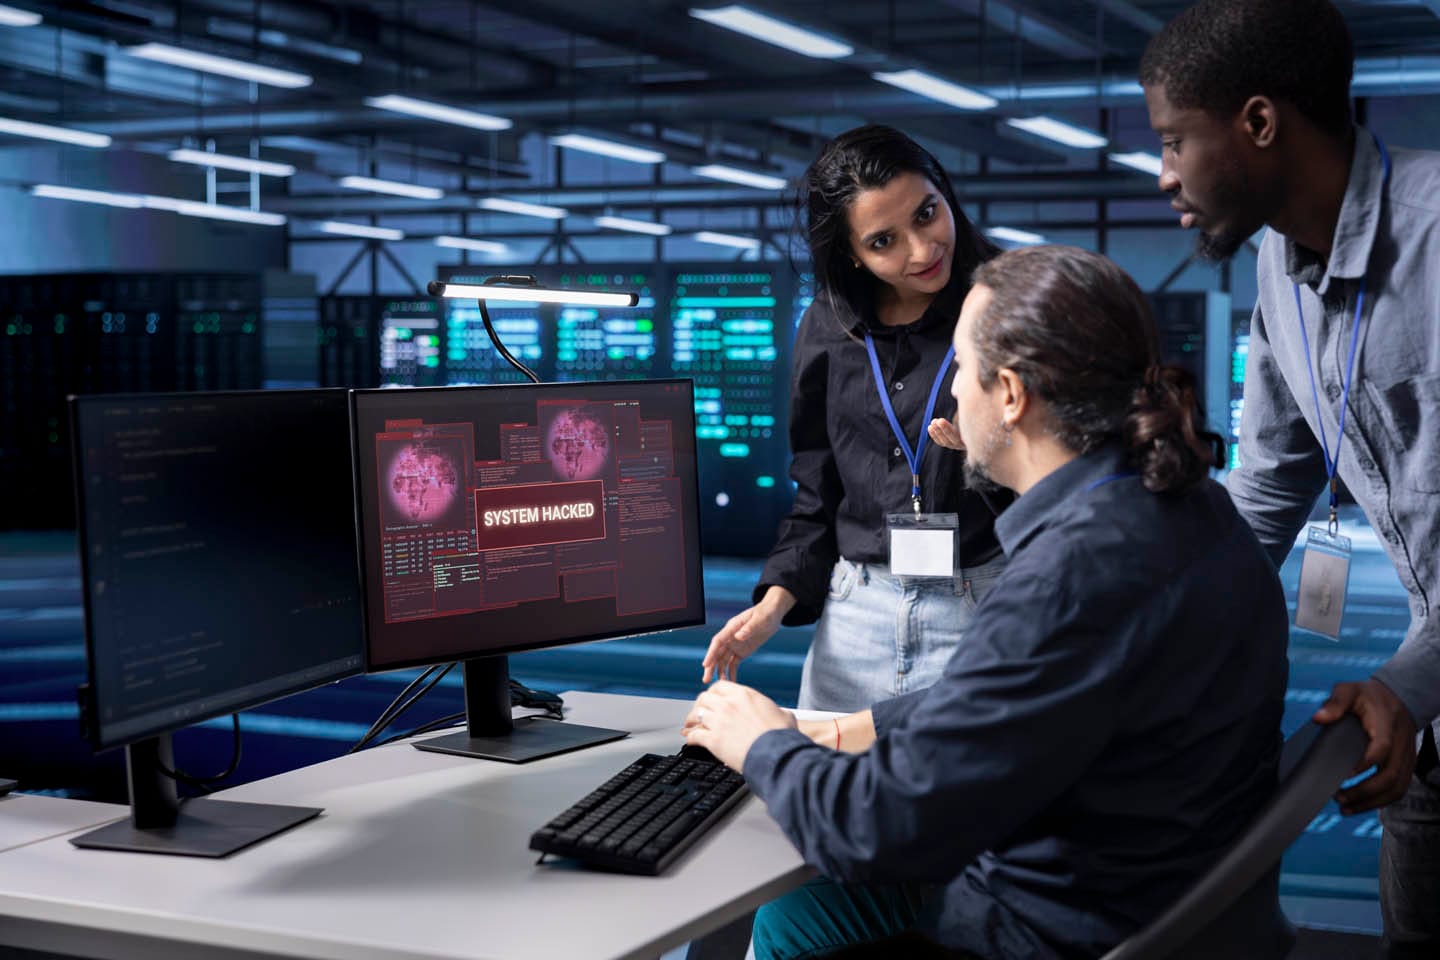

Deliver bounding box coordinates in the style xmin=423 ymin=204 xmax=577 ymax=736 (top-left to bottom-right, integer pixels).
xmin=351 ymin=378 xmax=705 ymax=762
xmin=69 ymin=389 xmax=365 ymax=857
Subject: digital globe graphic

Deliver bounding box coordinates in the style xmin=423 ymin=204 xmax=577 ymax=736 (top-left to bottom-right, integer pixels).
xmin=546 ymin=407 xmax=611 ymax=481
xmin=387 ymin=441 xmax=460 ymax=522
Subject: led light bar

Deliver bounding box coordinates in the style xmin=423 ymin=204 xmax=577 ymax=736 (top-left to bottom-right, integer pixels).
xmin=435 ymin=236 xmax=509 ymax=254
xmin=128 ymin=42 xmax=312 ymax=88
xmin=689 ymin=6 xmax=852 ymax=59
xmin=550 ymin=133 xmax=666 ymax=164
xmin=1005 ymin=116 xmax=1108 ymax=149
xmin=338 ymin=175 xmax=444 ymax=200
xmin=320 ymin=221 xmax=404 ymax=241
xmin=694 ymin=230 xmax=761 ymax=251
xmin=31 ymin=184 xmax=142 ymax=208
xmin=429 ymin=281 xmax=638 ymax=307
xmin=985 ymin=226 xmax=1045 ymax=245
xmin=363 ymin=94 xmax=512 ymax=131
xmin=0 ymin=5 xmax=41 ymax=26
xmin=595 ymin=214 xmax=673 ymax=236
xmin=1109 ymin=151 xmax=1163 ymax=177
xmin=873 ymin=69 xmax=997 ymax=111
xmin=693 ymin=164 xmax=787 ymax=190
xmin=0 ymin=117 xmax=110 ymax=148
xmin=167 ymin=148 xmax=295 ymax=177
xmin=172 ymin=202 xmax=286 ymax=226
xmin=478 ymin=197 xmax=568 ymax=219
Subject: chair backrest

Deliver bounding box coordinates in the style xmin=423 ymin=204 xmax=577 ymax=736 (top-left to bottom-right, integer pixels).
xmin=1099 ymin=715 xmax=1368 ymax=960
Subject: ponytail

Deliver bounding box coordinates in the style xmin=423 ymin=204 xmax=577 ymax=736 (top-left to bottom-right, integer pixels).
xmin=1126 ymin=364 xmax=1226 ymax=493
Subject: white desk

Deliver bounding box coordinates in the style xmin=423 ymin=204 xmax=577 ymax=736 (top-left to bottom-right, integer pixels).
xmin=0 ymin=794 xmax=126 ymax=854
xmin=0 ymin=692 xmax=813 ymax=960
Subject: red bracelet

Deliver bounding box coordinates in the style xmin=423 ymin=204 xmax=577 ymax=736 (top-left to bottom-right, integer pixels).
xmin=833 ymin=717 xmax=841 ymax=751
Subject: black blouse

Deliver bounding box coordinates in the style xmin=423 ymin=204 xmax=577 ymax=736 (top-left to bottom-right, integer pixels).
xmin=755 ymin=294 xmax=1008 ymax=625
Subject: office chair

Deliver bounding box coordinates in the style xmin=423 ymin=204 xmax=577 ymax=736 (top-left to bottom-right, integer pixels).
xmin=1100 ymin=715 xmax=1369 ymax=960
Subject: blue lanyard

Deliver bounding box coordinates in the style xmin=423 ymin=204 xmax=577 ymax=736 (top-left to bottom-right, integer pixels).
xmin=863 ymin=334 xmax=955 ymax=514
xmin=1085 ymin=470 xmax=1138 ymax=492
xmin=1291 ymin=133 xmax=1390 ymax=534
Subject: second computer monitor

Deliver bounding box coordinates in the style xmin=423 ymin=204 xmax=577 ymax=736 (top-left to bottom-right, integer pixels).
xmin=351 ymin=379 xmax=705 ymax=760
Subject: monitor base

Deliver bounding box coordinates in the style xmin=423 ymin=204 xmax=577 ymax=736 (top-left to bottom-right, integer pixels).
xmin=414 ymin=716 xmax=628 ymax=763
xmin=70 ymin=798 xmax=321 ymax=858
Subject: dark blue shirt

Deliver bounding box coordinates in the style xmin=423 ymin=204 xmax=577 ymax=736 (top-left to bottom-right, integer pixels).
xmin=744 ymin=444 xmax=1291 ymax=958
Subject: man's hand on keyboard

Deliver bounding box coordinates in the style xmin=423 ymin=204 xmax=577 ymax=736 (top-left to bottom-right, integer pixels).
xmin=683 ymin=680 xmax=797 ymax=772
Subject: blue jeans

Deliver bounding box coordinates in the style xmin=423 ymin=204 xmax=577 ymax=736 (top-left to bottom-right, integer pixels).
xmin=751 ymin=876 xmax=959 ymax=960
xmin=1380 ymin=724 xmax=1440 ymax=958
xmin=798 ymin=556 xmax=1006 ymax=713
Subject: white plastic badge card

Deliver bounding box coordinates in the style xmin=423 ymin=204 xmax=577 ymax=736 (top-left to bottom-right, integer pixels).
xmin=1296 ymin=526 xmax=1352 ymax=640
xmin=887 ymin=512 xmax=958 ymax=578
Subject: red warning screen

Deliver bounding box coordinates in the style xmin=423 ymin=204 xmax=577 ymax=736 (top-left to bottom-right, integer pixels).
xmin=474 ymin=480 xmax=606 ymax=550
xmin=352 ymin=379 xmax=705 ymax=670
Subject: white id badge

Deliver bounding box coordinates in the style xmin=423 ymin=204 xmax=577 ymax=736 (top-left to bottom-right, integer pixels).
xmin=887 ymin=512 xmax=958 ymax=578
xmin=1296 ymin=527 xmax=1352 ymax=640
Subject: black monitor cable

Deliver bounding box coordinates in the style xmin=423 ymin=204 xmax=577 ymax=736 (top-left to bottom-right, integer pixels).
xmin=155 ymin=713 xmax=242 ymax=793
xmin=349 ymin=663 xmax=442 ymax=752
xmin=476 ymin=276 xmax=542 ymax=384
xmin=372 ymin=711 xmax=468 ymax=749
xmin=350 ymin=662 xmax=456 ymax=753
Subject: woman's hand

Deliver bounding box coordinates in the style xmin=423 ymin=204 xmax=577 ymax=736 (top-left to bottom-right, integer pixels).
xmin=702 ymin=586 xmax=796 ymax=683
xmin=927 ymin=417 xmax=965 ymax=451
xmin=683 ymin=681 xmax=797 ymax=772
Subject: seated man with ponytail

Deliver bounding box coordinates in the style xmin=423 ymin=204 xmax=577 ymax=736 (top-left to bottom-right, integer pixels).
xmin=684 ymin=245 xmax=1293 ymax=960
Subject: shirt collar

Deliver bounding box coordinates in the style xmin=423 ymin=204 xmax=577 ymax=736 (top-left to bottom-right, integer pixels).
xmin=1284 ymin=127 xmax=1383 ymax=295
xmin=994 ymin=443 xmax=1132 ymax=558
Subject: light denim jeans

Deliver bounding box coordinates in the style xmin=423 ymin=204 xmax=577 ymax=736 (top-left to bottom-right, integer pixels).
xmin=797 ymin=555 xmax=1007 ymax=713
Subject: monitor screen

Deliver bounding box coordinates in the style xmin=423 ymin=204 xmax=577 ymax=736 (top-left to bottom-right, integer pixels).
xmin=71 ymin=390 xmax=366 ymax=751
xmin=352 ymin=379 xmax=705 ymax=672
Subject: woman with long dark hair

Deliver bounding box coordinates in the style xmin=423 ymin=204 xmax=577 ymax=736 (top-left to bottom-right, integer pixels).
xmin=701 ymin=124 xmax=1008 ymax=711
xmin=683 ymin=246 xmax=1288 ymax=960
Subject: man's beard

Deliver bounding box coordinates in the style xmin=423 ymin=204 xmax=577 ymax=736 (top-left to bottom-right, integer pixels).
xmin=1187 ymin=157 xmax=1270 ymax=264
xmin=960 ymin=422 xmax=1009 ymax=495
xmin=1194 ymin=228 xmax=1253 ymax=263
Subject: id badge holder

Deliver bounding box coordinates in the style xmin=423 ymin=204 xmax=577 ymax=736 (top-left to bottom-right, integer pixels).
xmin=886 ymin=512 xmax=958 ymax=579
xmin=1296 ymin=526 xmax=1352 ymax=640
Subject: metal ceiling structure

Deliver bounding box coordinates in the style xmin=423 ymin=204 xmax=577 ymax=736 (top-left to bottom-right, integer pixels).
xmin=2 ymin=0 xmax=1439 ymax=241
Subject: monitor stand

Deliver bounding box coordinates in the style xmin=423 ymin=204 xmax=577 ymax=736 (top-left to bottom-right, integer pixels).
xmin=71 ymin=734 xmax=321 ymax=858
xmin=414 ymin=656 xmax=628 ymax=763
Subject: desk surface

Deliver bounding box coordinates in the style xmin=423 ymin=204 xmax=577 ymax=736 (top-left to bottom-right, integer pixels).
xmin=0 ymin=692 xmax=812 ymax=960
xmin=0 ymin=794 xmax=126 ymax=854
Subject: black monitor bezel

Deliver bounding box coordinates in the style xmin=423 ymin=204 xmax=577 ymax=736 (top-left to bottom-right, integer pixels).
xmin=349 ymin=378 xmax=707 ymax=674
xmin=69 ymin=388 xmax=367 ymax=752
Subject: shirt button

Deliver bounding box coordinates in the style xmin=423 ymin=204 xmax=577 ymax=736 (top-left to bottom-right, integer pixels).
xmin=893 ymin=446 xmax=903 ymax=457
xmin=894 ymin=381 xmax=905 ymax=391
xmin=1326 ymin=383 xmax=1341 ymax=401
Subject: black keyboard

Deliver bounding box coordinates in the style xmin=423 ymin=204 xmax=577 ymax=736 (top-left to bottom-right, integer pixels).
xmin=529 ymin=751 xmax=749 ymax=875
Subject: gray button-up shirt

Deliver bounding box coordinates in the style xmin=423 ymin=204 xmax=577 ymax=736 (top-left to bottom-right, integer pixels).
xmin=1231 ymin=127 xmax=1440 ymax=729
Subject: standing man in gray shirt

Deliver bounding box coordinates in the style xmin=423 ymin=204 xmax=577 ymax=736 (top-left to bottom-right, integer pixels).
xmin=1141 ymin=0 xmax=1440 ymax=954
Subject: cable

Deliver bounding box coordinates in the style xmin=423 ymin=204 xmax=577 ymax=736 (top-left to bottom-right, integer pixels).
xmin=350 ymin=662 xmax=456 ymax=753
xmin=478 ymin=275 xmax=542 ymax=384
xmin=155 ymin=713 xmax=242 ymax=792
xmin=478 ymin=298 xmax=540 ymax=383
xmin=349 ymin=664 xmax=440 ymax=753
xmin=372 ymin=711 xmax=468 ymax=749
